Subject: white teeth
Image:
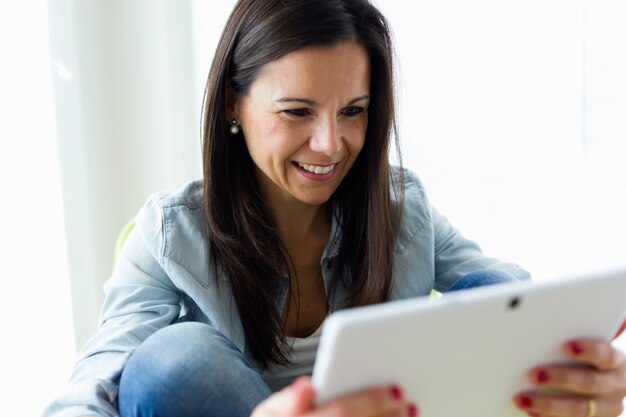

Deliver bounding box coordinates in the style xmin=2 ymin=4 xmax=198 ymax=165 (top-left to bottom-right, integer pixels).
xmin=297 ymin=162 xmax=336 ymax=175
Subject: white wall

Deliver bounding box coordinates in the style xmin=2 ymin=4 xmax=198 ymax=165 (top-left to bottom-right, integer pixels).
xmin=49 ymin=0 xmax=202 ymax=350
xmin=0 ymin=2 xmax=75 ymax=416
xmin=376 ymin=0 xmax=626 ymax=279
xmin=582 ymin=0 xmax=626 ymax=274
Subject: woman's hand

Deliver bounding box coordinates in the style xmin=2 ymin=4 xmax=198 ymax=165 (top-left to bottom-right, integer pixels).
xmin=514 ymin=321 xmax=626 ymax=417
xmin=251 ymin=377 xmax=418 ymax=417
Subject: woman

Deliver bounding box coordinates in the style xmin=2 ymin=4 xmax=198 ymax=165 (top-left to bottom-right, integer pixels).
xmin=44 ymin=0 xmax=626 ymax=416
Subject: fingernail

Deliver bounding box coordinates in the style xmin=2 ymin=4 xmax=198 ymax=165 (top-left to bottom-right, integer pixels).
xmin=568 ymin=341 xmax=584 ymax=356
xmin=517 ymin=396 xmax=533 ymax=409
xmin=407 ymin=403 xmax=418 ymax=417
xmin=390 ymin=385 xmax=403 ymax=400
xmin=528 ymin=413 xmax=540 ymax=417
xmin=535 ymin=369 xmax=550 ymax=383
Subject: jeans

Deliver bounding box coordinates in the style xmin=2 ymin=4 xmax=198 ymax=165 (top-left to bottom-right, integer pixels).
xmin=446 ymin=268 xmax=518 ymax=292
xmin=118 ymin=322 xmax=271 ymax=417
xmin=118 ymin=269 xmax=516 ymax=417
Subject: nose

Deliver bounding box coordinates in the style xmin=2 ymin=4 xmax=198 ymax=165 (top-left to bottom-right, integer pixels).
xmin=310 ymin=118 xmax=343 ymax=156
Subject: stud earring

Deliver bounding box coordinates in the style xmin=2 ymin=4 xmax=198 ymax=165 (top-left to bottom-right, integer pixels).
xmin=229 ymin=119 xmax=240 ymax=135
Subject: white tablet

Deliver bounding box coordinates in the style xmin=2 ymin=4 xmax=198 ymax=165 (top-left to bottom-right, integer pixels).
xmin=312 ymin=268 xmax=626 ymax=416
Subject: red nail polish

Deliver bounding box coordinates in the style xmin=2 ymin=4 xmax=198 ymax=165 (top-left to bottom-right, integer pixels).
xmin=390 ymin=385 xmax=403 ymax=400
xmin=569 ymin=341 xmax=584 ymax=356
xmin=517 ymin=396 xmax=533 ymax=408
xmin=536 ymin=369 xmax=550 ymax=383
xmin=407 ymin=404 xmax=418 ymax=417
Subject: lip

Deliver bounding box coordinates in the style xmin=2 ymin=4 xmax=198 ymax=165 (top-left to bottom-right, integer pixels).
xmin=292 ymin=161 xmax=338 ymax=181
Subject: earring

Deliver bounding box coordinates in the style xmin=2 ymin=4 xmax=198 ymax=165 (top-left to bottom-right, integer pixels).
xmin=229 ymin=119 xmax=240 ymax=135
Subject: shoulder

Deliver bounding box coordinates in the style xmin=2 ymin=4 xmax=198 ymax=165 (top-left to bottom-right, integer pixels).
xmin=135 ymin=179 xmax=204 ymax=244
xmin=390 ymin=166 xmax=433 ymax=253
xmin=149 ymin=179 xmax=204 ymax=211
xmin=134 ymin=179 xmax=215 ymax=287
xmin=391 ymin=166 xmax=429 ymax=200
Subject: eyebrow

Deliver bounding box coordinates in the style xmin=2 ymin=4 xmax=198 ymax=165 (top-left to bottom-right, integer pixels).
xmin=275 ymin=95 xmax=370 ymax=106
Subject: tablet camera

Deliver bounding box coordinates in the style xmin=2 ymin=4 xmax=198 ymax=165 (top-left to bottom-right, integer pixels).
xmin=508 ymin=296 xmax=521 ymax=309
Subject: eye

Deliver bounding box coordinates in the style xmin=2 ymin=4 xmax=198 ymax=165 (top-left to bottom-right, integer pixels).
xmin=341 ymin=106 xmax=365 ymax=117
xmin=284 ymin=108 xmax=312 ymax=117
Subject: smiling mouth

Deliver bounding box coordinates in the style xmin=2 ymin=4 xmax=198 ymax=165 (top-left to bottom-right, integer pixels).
xmin=295 ymin=161 xmax=337 ymax=175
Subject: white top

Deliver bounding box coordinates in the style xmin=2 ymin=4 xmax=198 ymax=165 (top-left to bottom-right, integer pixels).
xmin=262 ymin=325 xmax=323 ymax=392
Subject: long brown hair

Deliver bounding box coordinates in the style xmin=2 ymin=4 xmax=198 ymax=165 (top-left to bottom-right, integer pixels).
xmin=201 ymin=0 xmax=403 ymax=368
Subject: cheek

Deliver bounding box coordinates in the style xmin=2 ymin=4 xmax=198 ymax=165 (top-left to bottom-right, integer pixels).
xmin=242 ymin=117 xmax=279 ymax=157
xmin=347 ymin=119 xmax=367 ymax=153
xmin=244 ymin=124 xmax=300 ymax=169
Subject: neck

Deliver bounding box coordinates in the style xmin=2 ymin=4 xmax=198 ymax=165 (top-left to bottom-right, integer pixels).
xmin=254 ymin=168 xmax=331 ymax=243
xmin=267 ymin=200 xmax=330 ymax=243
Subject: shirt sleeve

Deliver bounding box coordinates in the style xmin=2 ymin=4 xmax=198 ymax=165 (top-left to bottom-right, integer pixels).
xmin=430 ymin=203 xmax=531 ymax=292
xmin=42 ymin=195 xmax=182 ymax=417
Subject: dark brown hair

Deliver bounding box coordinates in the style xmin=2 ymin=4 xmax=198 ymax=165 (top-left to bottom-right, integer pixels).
xmin=201 ymin=0 xmax=403 ymax=368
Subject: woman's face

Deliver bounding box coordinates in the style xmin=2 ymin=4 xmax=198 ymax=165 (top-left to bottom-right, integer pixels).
xmin=232 ymin=41 xmax=370 ymax=208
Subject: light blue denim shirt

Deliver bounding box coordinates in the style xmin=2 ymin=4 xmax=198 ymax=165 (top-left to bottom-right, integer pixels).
xmin=43 ymin=169 xmax=530 ymax=417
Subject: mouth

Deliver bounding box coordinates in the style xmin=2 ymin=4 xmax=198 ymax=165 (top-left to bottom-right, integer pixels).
xmin=294 ymin=161 xmax=337 ymax=175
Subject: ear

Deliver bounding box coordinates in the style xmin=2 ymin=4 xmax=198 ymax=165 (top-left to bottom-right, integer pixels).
xmin=225 ymin=82 xmax=240 ymax=122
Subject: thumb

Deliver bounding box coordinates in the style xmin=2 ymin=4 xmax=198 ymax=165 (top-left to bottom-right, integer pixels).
xmin=287 ymin=377 xmax=316 ymax=415
xmin=252 ymin=377 xmax=316 ymax=417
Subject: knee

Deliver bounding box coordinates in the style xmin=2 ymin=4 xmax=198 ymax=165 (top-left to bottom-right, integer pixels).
xmin=446 ymin=269 xmax=517 ymax=292
xmin=118 ymin=322 xmax=251 ymax=416
xmin=123 ymin=322 xmax=228 ymax=375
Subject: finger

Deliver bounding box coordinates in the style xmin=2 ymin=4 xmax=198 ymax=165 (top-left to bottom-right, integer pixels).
xmin=290 ymin=377 xmax=316 ymax=414
xmin=315 ymin=385 xmax=415 ymax=417
xmin=255 ymin=377 xmax=316 ymax=416
xmin=564 ymin=340 xmax=626 ymax=372
xmin=529 ymin=365 xmax=626 ymax=397
xmin=514 ymin=393 xmax=625 ymax=417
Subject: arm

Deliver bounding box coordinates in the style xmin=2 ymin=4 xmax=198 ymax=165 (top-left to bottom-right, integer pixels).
xmin=430 ymin=204 xmax=531 ymax=291
xmin=43 ymin=198 xmax=181 ymax=417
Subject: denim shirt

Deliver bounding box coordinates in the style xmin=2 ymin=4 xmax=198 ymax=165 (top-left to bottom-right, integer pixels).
xmin=43 ymin=169 xmax=530 ymax=417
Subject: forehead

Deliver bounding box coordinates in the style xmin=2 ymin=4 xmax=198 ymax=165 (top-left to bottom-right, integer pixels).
xmin=248 ymin=41 xmax=371 ymax=101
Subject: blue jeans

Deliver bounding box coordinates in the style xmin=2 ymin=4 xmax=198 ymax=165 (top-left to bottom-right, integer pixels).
xmin=118 ymin=322 xmax=271 ymax=417
xmin=446 ymin=268 xmax=518 ymax=292
xmin=118 ymin=269 xmax=516 ymax=417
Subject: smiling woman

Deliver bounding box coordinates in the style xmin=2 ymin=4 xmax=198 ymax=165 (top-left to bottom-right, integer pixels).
xmin=230 ymin=41 xmax=371 ymax=340
xmin=43 ymin=0 xmax=626 ymax=417
xmin=200 ymin=0 xmax=402 ymax=372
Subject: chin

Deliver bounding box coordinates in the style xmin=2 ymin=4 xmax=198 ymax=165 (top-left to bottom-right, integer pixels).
xmin=296 ymin=192 xmax=333 ymax=206
xmin=300 ymin=197 xmax=331 ymax=206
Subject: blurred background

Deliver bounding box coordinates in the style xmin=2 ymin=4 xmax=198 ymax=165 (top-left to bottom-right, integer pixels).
xmin=0 ymin=1 xmax=624 ymax=416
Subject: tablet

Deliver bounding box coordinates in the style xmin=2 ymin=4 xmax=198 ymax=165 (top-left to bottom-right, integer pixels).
xmin=312 ymin=268 xmax=626 ymax=416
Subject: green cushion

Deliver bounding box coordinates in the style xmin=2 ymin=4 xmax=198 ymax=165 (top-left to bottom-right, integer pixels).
xmin=113 ymin=218 xmax=136 ymax=266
